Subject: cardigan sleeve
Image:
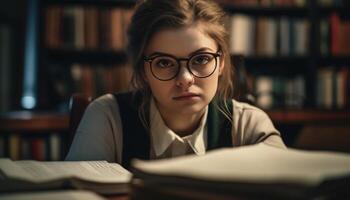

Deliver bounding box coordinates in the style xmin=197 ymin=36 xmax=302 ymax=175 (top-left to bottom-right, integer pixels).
xmin=231 ymin=100 xmax=287 ymax=149
xmin=65 ymin=94 xmax=123 ymax=163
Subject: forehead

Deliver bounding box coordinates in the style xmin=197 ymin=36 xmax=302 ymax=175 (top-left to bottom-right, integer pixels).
xmin=145 ymin=24 xmax=218 ymax=56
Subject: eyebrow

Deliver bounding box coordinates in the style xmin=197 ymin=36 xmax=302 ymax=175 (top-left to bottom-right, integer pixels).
xmin=147 ymin=47 xmax=216 ymax=58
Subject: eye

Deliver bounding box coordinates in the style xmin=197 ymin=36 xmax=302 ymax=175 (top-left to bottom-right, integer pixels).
xmin=154 ymin=57 xmax=176 ymax=68
xmin=191 ymin=54 xmax=214 ymax=65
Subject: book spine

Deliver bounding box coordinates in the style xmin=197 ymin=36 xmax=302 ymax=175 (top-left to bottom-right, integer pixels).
xmin=229 ymin=14 xmax=255 ymax=56
xmin=49 ymin=133 xmax=61 ymax=161
xmin=9 ymin=134 xmax=21 ymax=160
xmin=330 ymin=13 xmax=341 ymax=56
xmin=255 ymin=76 xmax=273 ymax=109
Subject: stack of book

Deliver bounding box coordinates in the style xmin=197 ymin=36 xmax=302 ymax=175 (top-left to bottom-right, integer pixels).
xmin=130 ymin=144 xmax=350 ymax=200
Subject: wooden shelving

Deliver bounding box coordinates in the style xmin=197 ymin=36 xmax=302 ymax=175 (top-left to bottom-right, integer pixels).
xmin=0 ymin=111 xmax=69 ymax=132
xmin=45 ymin=49 xmax=127 ymax=65
xmin=2 ymin=110 xmax=350 ymax=134
xmin=243 ymin=56 xmax=309 ymax=68
xmin=318 ymin=6 xmax=350 ymax=18
xmin=267 ymin=110 xmax=350 ymax=124
xmin=222 ymin=6 xmax=308 ymax=17
xmin=42 ymin=0 xmax=136 ymax=7
xmin=318 ymin=56 xmax=350 ymax=66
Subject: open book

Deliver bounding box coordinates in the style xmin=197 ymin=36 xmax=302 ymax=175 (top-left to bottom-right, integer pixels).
xmin=131 ymin=144 xmax=350 ymax=200
xmin=0 ymin=159 xmax=131 ymax=195
xmin=0 ymin=190 xmax=106 ymax=200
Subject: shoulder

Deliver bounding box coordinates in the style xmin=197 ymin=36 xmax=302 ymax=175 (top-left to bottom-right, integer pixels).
xmin=87 ymin=92 xmax=137 ymax=115
xmin=231 ymin=99 xmax=269 ymax=120
xmin=230 ymin=99 xmax=286 ymax=148
xmin=89 ymin=93 xmax=118 ymax=111
xmin=82 ymin=93 xmax=121 ymax=120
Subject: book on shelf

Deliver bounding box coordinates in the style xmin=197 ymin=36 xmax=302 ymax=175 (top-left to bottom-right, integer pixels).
xmin=330 ymin=13 xmax=350 ymax=56
xmin=0 ymin=159 xmax=131 ymax=195
xmin=130 ymin=143 xmax=350 ymax=200
xmin=48 ymin=63 xmax=132 ymax=110
xmin=229 ymin=14 xmax=309 ymax=57
xmin=44 ymin=6 xmax=134 ymax=50
xmin=229 ymin=14 xmax=255 ymax=56
xmin=320 ymin=18 xmax=330 ymax=55
xmin=2 ymin=132 xmax=64 ymax=161
xmin=254 ymin=75 xmax=305 ymax=109
xmin=316 ymin=67 xmax=349 ymax=109
xmin=0 ymin=190 xmax=106 ymax=200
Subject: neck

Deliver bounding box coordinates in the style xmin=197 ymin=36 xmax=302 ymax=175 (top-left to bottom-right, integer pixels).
xmin=157 ymin=106 xmax=206 ymax=137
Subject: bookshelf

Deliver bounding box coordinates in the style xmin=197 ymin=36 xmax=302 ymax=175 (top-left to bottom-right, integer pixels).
xmin=0 ymin=0 xmax=136 ymax=161
xmin=0 ymin=111 xmax=69 ymax=161
xmin=2 ymin=0 xmax=350 ymax=160
xmin=34 ymin=0 xmax=350 ymax=114
xmin=35 ymin=0 xmax=136 ymax=111
xmin=221 ymin=0 xmax=350 ymax=146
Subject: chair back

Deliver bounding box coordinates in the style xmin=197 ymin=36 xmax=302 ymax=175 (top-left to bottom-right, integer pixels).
xmin=68 ymin=93 xmax=92 ymax=148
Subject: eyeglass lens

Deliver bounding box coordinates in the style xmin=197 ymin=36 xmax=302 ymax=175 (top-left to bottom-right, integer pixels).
xmin=150 ymin=53 xmax=217 ymax=81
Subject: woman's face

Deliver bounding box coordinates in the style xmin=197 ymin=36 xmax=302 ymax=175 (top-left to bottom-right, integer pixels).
xmin=143 ymin=24 xmax=224 ymax=116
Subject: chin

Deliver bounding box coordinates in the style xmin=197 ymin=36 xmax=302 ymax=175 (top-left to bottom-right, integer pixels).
xmin=174 ymin=102 xmax=207 ymax=115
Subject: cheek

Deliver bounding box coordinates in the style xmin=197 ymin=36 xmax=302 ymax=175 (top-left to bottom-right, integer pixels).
xmin=144 ymin=66 xmax=172 ymax=98
xmin=201 ymin=71 xmax=220 ymax=96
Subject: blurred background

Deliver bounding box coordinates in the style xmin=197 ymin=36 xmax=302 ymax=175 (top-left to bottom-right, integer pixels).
xmin=0 ymin=0 xmax=349 ymax=161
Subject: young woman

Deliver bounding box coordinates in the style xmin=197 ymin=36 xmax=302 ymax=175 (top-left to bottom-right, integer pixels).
xmin=66 ymin=0 xmax=286 ymax=169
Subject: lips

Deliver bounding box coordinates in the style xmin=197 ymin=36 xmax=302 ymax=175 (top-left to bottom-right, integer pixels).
xmin=173 ymin=93 xmax=200 ymax=100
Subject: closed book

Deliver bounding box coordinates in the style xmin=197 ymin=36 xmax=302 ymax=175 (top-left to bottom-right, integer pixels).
xmin=49 ymin=133 xmax=61 ymax=161
xmin=110 ymin=8 xmax=124 ymax=50
xmin=293 ymin=75 xmax=305 ymax=108
xmin=84 ymin=8 xmax=99 ymax=49
xmin=264 ymin=18 xmax=278 ymax=56
xmin=255 ymin=76 xmax=273 ymax=109
xmin=9 ymin=134 xmax=20 ymax=161
xmin=31 ymin=138 xmax=46 ymax=161
xmin=229 ymin=14 xmax=255 ymax=56
xmin=62 ymin=7 xmax=76 ymax=49
xmin=279 ymin=17 xmax=291 ymax=56
xmin=339 ymin=21 xmax=350 ymax=55
xmin=293 ymin=19 xmax=309 ymax=56
xmin=330 ymin=13 xmax=341 ymax=56
xmin=73 ymin=7 xmax=85 ymax=49
xmin=320 ymin=19 xmax=330 ymax=55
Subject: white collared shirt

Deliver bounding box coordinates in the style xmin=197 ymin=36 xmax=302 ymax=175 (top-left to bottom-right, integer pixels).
xmin=149 ymin=98 xmax=207 ymax=158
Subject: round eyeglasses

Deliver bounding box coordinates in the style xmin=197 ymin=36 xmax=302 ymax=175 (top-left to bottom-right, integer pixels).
xmin=144 ymin=51 xmax=222 ymax=81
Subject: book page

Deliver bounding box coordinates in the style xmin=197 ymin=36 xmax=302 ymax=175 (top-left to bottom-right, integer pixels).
xmin=0 ymin=159 xmax=131 ymax=183
xmin=0 ymin=159 xmax=33 ymax=180
xmin=132 ymin=143 xmax=350 ymax=186
xmin=0 ymin=190 xmax=106 ymax=200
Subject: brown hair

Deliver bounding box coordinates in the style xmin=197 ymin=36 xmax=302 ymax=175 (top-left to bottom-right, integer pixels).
xmin=126 ymin=0 xmax=235 ymax=124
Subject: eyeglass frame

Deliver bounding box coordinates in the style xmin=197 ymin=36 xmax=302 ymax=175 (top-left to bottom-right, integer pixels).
xmin=143 ymin=50 xmax=222 ymax=81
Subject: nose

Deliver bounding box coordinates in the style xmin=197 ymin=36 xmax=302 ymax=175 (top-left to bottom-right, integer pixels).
xmin=175 ymin=62 xmax=194 ymax=88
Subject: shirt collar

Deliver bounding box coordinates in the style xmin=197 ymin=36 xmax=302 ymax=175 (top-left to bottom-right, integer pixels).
xmin=149 ymin=98 xmax=208 ymax=157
